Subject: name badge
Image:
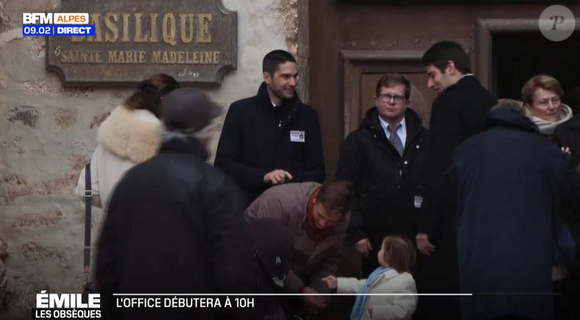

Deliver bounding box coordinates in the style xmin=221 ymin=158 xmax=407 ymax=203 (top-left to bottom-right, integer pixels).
xmin=290 ymin=130 xmax=306 ymax=143
xmin=414 ymin=196 xmax=423 ymax=208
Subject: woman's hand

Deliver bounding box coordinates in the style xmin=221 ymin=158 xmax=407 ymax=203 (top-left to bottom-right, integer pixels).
xmin=562 ymin=146 xmax=571 ymax=154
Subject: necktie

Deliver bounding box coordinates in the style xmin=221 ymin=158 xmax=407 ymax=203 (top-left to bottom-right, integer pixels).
xmin=387 ymin=124 xmax=404 ymax=156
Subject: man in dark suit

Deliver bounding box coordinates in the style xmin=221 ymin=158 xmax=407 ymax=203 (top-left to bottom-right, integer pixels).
xmin=414 ymin=41 xmax=498 ymax=320
xmin=215 ymin=50 xmax=326 ymax=208
xmin=335 ymin=73 xmax=429 ymax=277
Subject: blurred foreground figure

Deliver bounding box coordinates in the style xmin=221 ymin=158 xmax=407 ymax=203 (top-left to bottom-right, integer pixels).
xmin=448 ymin=101 xmax=580 ymax=320
xmin=96 ymin=88 xmax=256 ymax=320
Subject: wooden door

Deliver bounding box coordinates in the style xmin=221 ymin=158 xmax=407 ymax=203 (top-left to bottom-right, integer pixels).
xmin=342 ymin=50 xmax=437 ymax=136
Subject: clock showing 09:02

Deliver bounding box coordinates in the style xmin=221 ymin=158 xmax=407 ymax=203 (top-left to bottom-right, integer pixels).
xmin=22 ymin=25 xmax=53 ymax=36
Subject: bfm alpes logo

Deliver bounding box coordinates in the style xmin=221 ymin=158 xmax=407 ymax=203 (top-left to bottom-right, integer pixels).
xmin=32 ymin=291 xmax=101 ymax=319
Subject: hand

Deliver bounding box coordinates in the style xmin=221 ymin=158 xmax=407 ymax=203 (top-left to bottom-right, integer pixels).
xmin=264 ymin=169 xmax=293 ymax=185
xmin=416 ymin=233 xmax=435 ymax=255
xmin=562 ymin=146 xmax=571 ymax=154
xmin=321 ymin=276 xmax=337 ymax=289
xmin=355 ymin=238 xmax=372 ymax=257
xmin=300 ymin=286 xmax=328 ymax=314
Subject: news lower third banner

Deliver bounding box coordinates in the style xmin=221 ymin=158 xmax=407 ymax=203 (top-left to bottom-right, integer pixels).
xmin=31 ymin=291 xmax=473 ymax=319
xmin=22 ymin=25 xmax=95 ymax=37
xmin=31 ymin=291 xmax=256 ymax=319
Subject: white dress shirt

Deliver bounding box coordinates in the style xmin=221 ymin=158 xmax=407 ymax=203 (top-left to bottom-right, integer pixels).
xmin=379 ymin=116 xmax=407 ymax=148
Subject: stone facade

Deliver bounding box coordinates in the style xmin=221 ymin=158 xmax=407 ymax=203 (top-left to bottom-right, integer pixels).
xmin=0 ymin=0 xmax=298 ymax=316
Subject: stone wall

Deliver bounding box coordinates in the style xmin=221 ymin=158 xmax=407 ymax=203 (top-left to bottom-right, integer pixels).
xmin=0 ymin=0 xmax=298 ymax=317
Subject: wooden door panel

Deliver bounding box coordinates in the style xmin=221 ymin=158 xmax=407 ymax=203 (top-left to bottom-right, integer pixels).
xmin=342 ymin=50 xmax=436 ymax=137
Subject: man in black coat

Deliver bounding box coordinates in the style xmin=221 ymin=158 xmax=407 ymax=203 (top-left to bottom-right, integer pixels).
xmin=96 ymin=88 xmax=257 ymax=320
xmin=215 ymin=50 xmax=325 ymax=207
xmin=336 ymin=73 xmax=428 ymax=277
xmin=414 ymin=41 xmax=498 ymax=320
xmin=448 ymin=101 xmax=580 ymax=320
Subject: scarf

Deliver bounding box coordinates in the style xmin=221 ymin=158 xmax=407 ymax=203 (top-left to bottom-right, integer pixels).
xmin=350 ymin=266 xmax=391 ymax=320
xmin=525 ymin=104 xmax=573 ymax=135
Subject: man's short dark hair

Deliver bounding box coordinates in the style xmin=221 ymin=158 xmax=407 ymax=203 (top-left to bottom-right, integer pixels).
xmin=375 ymin=73 xmax=411 ymax=100
xmin=262 ymin=50 xmax=297 ymax=76
xmin=316 ymin=180 xmax=352 ymax=217
xmin=422 ymin=41 xmax=471 ymax=74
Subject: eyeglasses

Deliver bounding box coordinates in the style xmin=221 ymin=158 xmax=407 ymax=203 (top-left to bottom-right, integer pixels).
xmin=536 ymin=97 xmax=560 ymax=108
xmin=379 ymin=94 xmax=405 ymax=104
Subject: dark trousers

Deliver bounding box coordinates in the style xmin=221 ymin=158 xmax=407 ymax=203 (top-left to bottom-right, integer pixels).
xmin=413 ymin=210 xmax=461 ymax=320
xmin=554 ymin=266 xmax=580 ymax=320
xmin=361 ymin=239 xmax=381 ymax=277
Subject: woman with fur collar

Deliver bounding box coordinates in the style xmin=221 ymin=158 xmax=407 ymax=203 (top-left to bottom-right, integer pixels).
xmin=76 ymin=74 xmax=180 ymax=211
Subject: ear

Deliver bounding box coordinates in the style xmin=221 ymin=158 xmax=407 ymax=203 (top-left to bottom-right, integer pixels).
xmin=446 ymin=60 xmax=456 ymax=74
xmin=263 ymin=71 xmax=272 ymax=84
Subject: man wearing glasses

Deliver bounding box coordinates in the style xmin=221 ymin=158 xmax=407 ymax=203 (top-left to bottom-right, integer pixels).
xmin=336 ymin=73 xmax=428 ymax=277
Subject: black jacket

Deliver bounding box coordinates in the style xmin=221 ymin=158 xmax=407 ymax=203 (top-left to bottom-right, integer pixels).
xmin=418 ymin=75 xmax=498 ymax=236
xmin=554 ymin=114 xmax=580 ymax=170
xmin=553 ymin=115 xmax=580 ymax=259
xmin=336 ymin=107 xmax=429 ymax=243
xmin=96 ymin=138 xmax=257 ymax=320
xmin=411 ymin=76 xmax=496 ymax=315
xmin=450 ymin=106 xmax=580 ymax=320
xmin=215 ymin=82 xmax=326 ymax=204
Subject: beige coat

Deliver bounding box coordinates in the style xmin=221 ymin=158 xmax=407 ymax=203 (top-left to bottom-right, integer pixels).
xmin=75 ymin=106 xmax=161 ymax=211
xmin=244 ymin=182 xmax=350 ymax=293
xmin=338 ymin=269 xmax=417 ymax=320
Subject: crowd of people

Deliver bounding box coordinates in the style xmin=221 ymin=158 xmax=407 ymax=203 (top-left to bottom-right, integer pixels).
xmin=75 ymin=42 xmax=579 ymax=320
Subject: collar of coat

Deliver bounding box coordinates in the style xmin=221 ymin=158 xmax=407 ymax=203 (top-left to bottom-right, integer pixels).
xmin=97 ymin=105 xmax=161 ymax=163
xmin=440 ymin=74 xmax=480 ymax=94
xmin=368 ymin=268 xmax=403 ymax=288
xmin=159 ymin=137 xmax=209 ymax=161
xmin=257 ymin=81 xmax=302 ymax=109
xmin=484 ymin=105 xmax=541 ymax=134
xmin=562 ymin=114 xmax=580 ymax=130
xmin=362 ymin=106 xmax=424 ymax=138
xmin=383 ymin=268 xmax=402 ymax=280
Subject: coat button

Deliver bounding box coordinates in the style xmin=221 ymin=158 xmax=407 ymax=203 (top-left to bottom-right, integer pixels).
xmin=374 ymin=134 xmax=377 ymax=138
xmin=404 ymin=161 xmax=408 ymax=165
xmin=416 ymin=145 xmax=420 ymax=149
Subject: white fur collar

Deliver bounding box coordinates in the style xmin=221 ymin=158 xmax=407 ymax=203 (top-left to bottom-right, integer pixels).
xmin=97 ymin=105 xmax=161 ymax=163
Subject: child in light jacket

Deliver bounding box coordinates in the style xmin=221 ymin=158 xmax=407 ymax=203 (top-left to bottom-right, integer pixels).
xmin=323 ymin=235 xmax=417 ymax=320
